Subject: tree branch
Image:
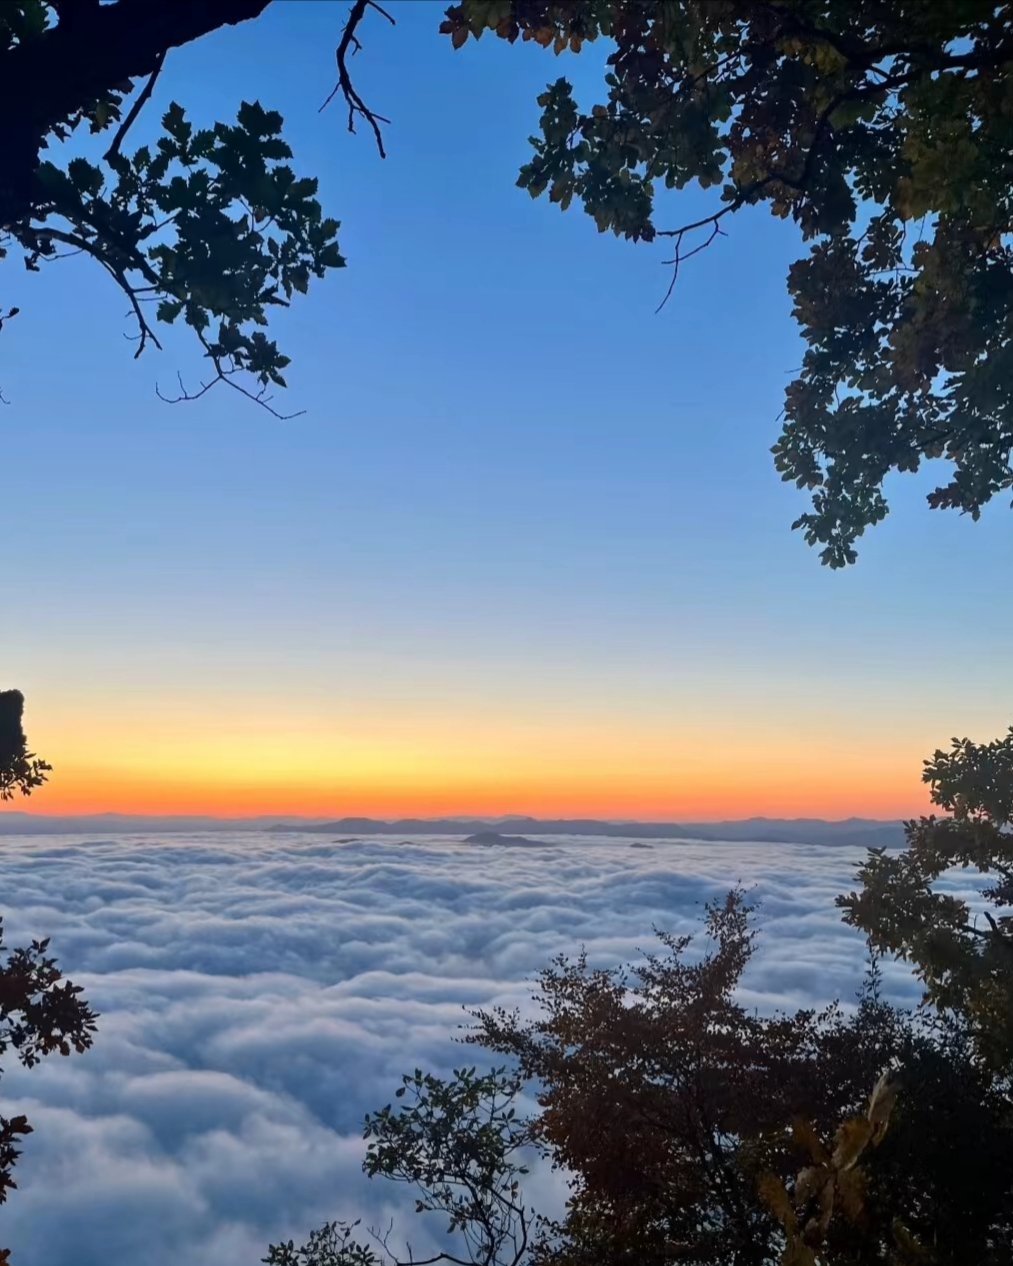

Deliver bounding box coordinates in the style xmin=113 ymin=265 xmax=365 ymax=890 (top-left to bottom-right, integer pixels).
xmin=20 ymin=225 xmax=163 ymax=356
xmin=762 ymin=3 xmax=1013 ymax=79
xmin=320 ymin=0 xmax=396 ymax=158
xmin=369 ymin=1221 xmax=477 ymax=1266
xmin=104 ymin=49 xmax=167 ymax=164
xmin=647 ymin=6 xmax=1013 ymax=319
xmin=0 ymin=0 xmax=274 ymax=227
xmin=656 ymin=218 xmax=727 ymax=312
xmin=156 ymin=360 xmax=305 ymax=421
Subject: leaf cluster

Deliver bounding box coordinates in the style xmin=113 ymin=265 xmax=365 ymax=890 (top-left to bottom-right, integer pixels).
xmin=8 ymin=95 xmax=344 ymax=412
xmin=0 ymin=915 xmax=97 ymax=1221
xmin=0 ymin=690 xmax=50 ymax=801
xmin=444 ymin=1 xmax=1013 ymax=564
xmin=266 ymin=1065 xmax=535 ymax=1266
xmin=264 ymin=1220 xmax=381 ymax=1266
xmin=840 ymin=726 xmax=1013 ymax=1070
xmin=0 ymin=0 xmax=51 ymax=51
xmin=468 ymin=892 xmax=1013 ymax=1266
xmin=363 ymin=1065 xmax=532 ymax=1266
xmin=0 ymin=1 xmax=371 ymax=413
xmin=759 ymin=1074 xmax=917 ymax=1266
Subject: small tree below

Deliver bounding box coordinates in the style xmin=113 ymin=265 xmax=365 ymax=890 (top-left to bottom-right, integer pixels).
xmin=267 ymin=891 xmax=1013 ymax=1266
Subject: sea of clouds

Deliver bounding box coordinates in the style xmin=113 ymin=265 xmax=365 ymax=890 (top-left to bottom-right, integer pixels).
xmin=0 ymin=832 xmax=930 ymax=1266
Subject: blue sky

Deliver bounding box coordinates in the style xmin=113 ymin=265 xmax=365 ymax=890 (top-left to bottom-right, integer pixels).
xmin=2 ymin=0 xmax=1011 ymax=818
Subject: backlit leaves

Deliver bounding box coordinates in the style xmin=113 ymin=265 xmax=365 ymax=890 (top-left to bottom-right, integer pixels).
xmin=762 ymin=1075 xmax=907 ymax=1266
xmin=840 ymin=726 xmax=1013 ymax=1069
xmin=445 ymin=0 xmax=1013 ymax=564
xmin=13 ymin=90 xmax=343 ymax=412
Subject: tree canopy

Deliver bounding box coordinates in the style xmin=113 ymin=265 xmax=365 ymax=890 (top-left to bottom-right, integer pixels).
xmin=5 ymin=1 xmax=1013 ymax=558
xmin=840 ymin=727 xmax=1013 ymax=1072
xmin=0 ymin=0 xmax=350 ymax=415
xmin=267 ymin=888 xmax=1013 ymax=1266
xmin=443 ymin=1 xmax=1013 ymax=566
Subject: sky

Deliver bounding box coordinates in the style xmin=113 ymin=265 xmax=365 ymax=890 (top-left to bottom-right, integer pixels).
xmin=0 ymin=831 xmax=930 ymax=1266
xmin=3 ymin=0 xmax=1013 ymax=820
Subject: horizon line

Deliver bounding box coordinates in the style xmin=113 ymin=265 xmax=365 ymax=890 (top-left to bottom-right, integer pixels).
xmin=0 ymin=809 xmax=910 ymax=825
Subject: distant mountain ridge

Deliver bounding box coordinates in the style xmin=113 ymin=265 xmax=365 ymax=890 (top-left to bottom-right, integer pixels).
xmin=0 ymin=812 xmax=907 ymax=848
xmin=0 ymin=812 xmax=324 ymax=835
xmin=266 ymin=815 xmax=906 ymax=848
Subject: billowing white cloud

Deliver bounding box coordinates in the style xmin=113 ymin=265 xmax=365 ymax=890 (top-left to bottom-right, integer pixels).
xmin=0 ymin=833 xmax=944 ymax=1265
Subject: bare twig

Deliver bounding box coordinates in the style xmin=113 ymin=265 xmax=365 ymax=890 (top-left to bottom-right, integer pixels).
xmin=320 ymin=0 xmax=396 ymax=158
xmin=156 ymin=366 xmax=305 ymax=420
xmin=115 ymin=267 xmax=163 ymax=356
xmin=367 ymin=1220 xmax=475 ymax=1266
xmin=656 ymin=218 xmax=728 ymax=312
xmin=104 ymin=49 xmax=167 ymax=163
xmin=20 ymin=224 xmax=164 ymax=354
xmin=651 ymin=60 xmax=860 ymax=314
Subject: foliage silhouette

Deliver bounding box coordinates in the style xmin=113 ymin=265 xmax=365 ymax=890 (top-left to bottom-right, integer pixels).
xmin=0 ymin=689 xmax=96 ymax=1260
xmin=267 ymin=888 xmax=1013 ymax=1266
xmin=8 ymin=3 xmax=1013 ymax=557
xmin=841 ymin=726 xmax=1013 ymax=1072
xmin=443 ymin=1 xmax=1013 ymax=565
xmin=0 ymin=1 xmax=373 ymax=413
xmin=0 ymin=691 xmax=49 ymax=801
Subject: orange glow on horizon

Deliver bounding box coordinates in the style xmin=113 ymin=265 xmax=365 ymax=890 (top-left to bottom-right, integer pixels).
xmin=3 ymin=690 xmax=943 ymax=824
xmin=2 ymin=762 xmax=934 ymax=823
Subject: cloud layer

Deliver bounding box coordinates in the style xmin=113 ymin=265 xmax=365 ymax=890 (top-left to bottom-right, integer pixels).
xmin=0 ymin=833 xmax=933 ymax=1265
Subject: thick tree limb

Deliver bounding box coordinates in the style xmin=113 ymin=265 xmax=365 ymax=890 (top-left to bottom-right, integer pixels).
xmin=0 ymin=0 xmax=274 ymax=227
xmin=103 ymin=48 xmax=167 ymax=164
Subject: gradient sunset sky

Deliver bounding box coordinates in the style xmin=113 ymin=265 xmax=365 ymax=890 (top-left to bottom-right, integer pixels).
xmin=3 ymin=1 xmax=1011 ymax=822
